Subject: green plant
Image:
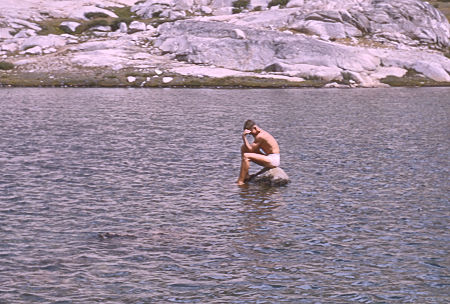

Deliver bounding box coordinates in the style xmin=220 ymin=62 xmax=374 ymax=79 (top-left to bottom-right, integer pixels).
xmin=152 ymin=11 xmax=162 ymax=18
xmin=22 ymin=45 xmax=37 ymax=51
xmin=85 ymin=19 xmax=110 ymax=29
xmin=0 ymin=61 xmax=14 ymax=70
xmin=268 ymin=0 xmax=289 ymax=8
xmin=85 ymin=12 xmax=110 ymax=19
xmin=110 ymin=17 xmax=134 ymax=31
xmin=37 ymin=18 xmax=67 ymax=35
xmin=111 ymin=6 xmax=134 ymax=18
xmin=232 ymin=0 xmax=249 ymax=14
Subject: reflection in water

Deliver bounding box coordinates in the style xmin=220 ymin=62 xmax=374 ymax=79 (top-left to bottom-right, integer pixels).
xmin=238 ymin=185 xmax=285 ymax=240
xmin=0 ymin=87 xmax=448 ymax=303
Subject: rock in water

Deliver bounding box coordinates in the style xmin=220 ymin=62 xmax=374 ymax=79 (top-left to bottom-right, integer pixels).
xmin=252 ymin=167 xmax=290 ymax=186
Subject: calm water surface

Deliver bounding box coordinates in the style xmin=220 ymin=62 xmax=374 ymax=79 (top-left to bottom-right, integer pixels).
xmin=0 ymin=88 xmax=449 ymax=303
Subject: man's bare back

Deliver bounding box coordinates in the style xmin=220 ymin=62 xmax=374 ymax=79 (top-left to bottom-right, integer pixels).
xmin=253 ymin=130 xmax=280 ymax=155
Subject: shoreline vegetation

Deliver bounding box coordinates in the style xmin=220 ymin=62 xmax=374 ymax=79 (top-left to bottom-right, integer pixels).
xmin=0 ymin=0 xmax=449 ymax=88
xmin=1 ymin=68 xmax=449 ymax=88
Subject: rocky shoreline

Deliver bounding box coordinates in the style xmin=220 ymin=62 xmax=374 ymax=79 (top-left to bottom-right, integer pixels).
xmin=1 ymin=0 xmax=449 ymax=88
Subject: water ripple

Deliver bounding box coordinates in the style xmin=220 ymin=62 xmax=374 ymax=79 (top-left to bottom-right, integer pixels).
xmin=0 ymin=88 xmax=449 ymax=303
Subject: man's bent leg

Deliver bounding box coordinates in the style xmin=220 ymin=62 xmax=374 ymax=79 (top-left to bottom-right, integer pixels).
xmin=245 ymin=153 xmax=276 ymax=169
xmin=237 ymin=155 xmax=250 ymax=185
xmin=237 ymin=152 xmax=275 ymax=185
xmin=237 ymin=144 xmax=255 ymax=184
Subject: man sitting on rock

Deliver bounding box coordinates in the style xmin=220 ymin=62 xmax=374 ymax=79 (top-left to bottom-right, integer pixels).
xmin=237 ymin=119 xmax=280 ymax=185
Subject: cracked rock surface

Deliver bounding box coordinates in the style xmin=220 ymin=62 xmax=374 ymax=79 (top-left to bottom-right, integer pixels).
xmin=0 ymin=0 xmax=449 ymax=87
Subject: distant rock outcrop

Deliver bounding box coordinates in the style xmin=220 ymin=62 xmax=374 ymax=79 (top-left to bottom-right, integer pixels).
xmin=286 ymin=0 xmax=449 ymax=49
xmin=0 ymin=0 xmax=449 ymax=87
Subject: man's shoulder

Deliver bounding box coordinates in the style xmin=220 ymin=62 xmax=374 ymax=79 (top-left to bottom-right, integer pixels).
xmin=260 ymin=130 xmax=274 ymax=139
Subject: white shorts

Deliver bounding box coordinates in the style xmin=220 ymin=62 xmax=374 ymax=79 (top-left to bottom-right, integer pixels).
xmin=267 ymin=153 xmax=280 ymax=167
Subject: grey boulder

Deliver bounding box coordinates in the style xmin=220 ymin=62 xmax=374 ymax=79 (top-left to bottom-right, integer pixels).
xmin=251 ymin=167 xmax=290 ymax=186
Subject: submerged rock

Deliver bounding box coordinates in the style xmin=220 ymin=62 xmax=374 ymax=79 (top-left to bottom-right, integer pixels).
xmin=251 ymin=167 xmax=290 ymax=186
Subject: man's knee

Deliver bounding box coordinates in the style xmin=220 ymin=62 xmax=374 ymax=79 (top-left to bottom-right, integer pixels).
xmin=242 ymin=153 xmax=253 ymax=163
xmin=241 ymin=144 xmax=250 ymax=154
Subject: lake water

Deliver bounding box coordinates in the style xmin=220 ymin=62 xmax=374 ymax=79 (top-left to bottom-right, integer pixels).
xmin=0 ymin=87 xmax=449 ymax=303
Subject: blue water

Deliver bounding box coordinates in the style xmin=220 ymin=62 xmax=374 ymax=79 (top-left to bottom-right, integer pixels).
xmin=0 ymin=87 xmax=449 ymax=303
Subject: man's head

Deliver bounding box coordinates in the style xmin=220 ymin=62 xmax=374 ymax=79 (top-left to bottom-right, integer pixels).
xmin=243 ymin=119 xmax=256 ymax=130
xmin=243 ymin=119 xmax=260 ymax=135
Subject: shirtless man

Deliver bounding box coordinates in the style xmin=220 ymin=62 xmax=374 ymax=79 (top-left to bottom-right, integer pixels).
xmin=237 ymin=120 xmax=280 ymax=185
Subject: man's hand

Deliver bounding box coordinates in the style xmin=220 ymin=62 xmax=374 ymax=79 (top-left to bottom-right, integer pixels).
xmin=242 ymin=129 xmax=251 ymax=137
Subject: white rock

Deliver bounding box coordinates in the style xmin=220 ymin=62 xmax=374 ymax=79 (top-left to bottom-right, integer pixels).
xmin=233 ymin=29 xmax=246 ymax=39
xmin=22 ymin=35 xmax=66 ymax=50
xmin=119 ymin=22 xmax=128 ymax=33
xmin=0 ymin=28 xmax=13 ymax=39
xmin=249 ymin=0 xmax=268 ymax=10
xmin=14 ymin=29 xmax=36 ymax=38
xmin=286 ymin=0 xmax=304 ymax=8
xmin=24 ymin=46 xmax=42 ymax=55
xmin=155 ymin=69 xmax=163 ymax=75
xmin=43 ymin=47 xmax=57 ymax=54
xmin=11 ymin=19 xmax=42 ymax=32
xmin=71 ymin=40 xmax=133 ymax=52
xmin=162 ymin=76 xmax=173 ymax=83
xmin=292 ymin=20 xmax=348 ymax=39
xmin=127 ymin=76 xmax=137 ymax=83
xmin=70 ymin=6 xmax=118 ymax=20
xmin=14 ymin=59 xmax=36 ymax=66
xmin=213 ymin=7 xmax=233 ymax=16
xmin=60 ymin=21 xmax=81 ymax=33
xmin=201 ymin=6 xmax=213 ymax=14
xmin=71 ymin=48 xmax=129 ymax=67
xmin=132 ymin=52 xmax=152 ymax=60
xmin=1 ymin=43 xmax=19 ymax=53
xmin=413 ymin=61 xmax=450 ymax=82
xmin=294 ymin=64 xmax=343 ymax=82
xmin=90 ymin=26 xmax=112 ymax=32
xmin=342 ymin=71 xmax=386 ymax=87
xmin=324 ymin=82 xmax=349 ymax=88
xmin=370 ymin=67 xmax=408 ymax=79
xmin=156 ymin=36 xmax=190 ymax=53
xmin=169 ymin=11 xmax=187 ymax=19
xmin=129 ymin=21 xmax=147 ymax=32
xmin=175 ymin=0 xmax=194 ymax=11
xmin=92 ymin=31 xmax=109 ymax=37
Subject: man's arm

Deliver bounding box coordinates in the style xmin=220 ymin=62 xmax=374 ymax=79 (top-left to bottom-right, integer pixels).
xmin=242 ymin=130 xmax=261 ymax=152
